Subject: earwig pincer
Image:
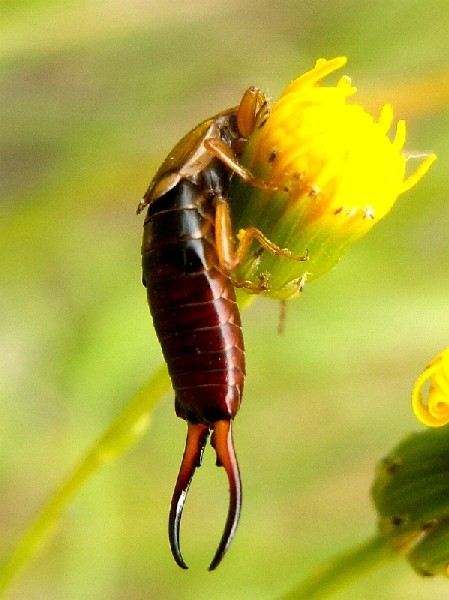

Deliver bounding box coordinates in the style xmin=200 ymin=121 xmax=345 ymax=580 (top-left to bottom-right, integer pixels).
xmin=138 ymin=88 xmax=307 ymax=570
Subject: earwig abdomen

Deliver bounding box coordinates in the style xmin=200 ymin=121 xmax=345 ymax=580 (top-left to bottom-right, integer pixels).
xmin=142 ymin=179 xmax=245 ymax=426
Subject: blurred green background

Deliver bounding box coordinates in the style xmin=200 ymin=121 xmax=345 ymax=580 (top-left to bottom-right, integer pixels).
xmin=1 ymin=1 xmax=448 ymax=598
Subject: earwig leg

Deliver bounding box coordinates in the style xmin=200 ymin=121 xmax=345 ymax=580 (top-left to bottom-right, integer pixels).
xmin=204 ymin=87 xmax=270 ymax=190
xmin=214 ymin=197 xmax=308 ymax=277
xmin=234 ymin=226 xmax=309 ymax=265
xmin=169 ymin=422 xmax=210 ymax=570
xmin=208 ymin=420 xmax=242 ymax=571
xmin=233 ymin=272 xmax=270 ymax=293
xmin=204 ymin=138 xmax=273 ymax=191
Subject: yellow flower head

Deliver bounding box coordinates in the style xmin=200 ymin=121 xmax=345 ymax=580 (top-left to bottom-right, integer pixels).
xmin=412 ymin=347 xmax=449 ymax=427
xmin=230 ymin=57 xmax=436 ymax=299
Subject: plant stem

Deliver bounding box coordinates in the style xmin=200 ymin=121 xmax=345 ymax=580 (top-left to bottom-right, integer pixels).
xmin=278 ymin=535 xmax=397 ymax=600
xmin=0 ymin=364 xmax=170 ymax=596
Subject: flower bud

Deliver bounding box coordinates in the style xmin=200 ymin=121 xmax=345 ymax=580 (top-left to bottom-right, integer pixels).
xmin=372 ymin=426 xmax=449 ymax=576
xmin=230 ymin=57 xmax=436 ymax=299
xmin=412 ymin=347 xmax=449 ymax=427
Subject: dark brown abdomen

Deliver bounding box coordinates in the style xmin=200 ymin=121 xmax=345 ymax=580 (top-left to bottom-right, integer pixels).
xmin=141 ymin=179 xmax=245 ymax=425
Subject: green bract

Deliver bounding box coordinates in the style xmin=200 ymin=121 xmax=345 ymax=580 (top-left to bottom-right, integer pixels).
xmin=372 ymin=426 xmax=449 ymax=577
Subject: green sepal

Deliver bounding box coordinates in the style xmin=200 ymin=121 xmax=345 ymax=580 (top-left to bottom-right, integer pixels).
xmin=371 ymin=426 xmax=449 ymax=577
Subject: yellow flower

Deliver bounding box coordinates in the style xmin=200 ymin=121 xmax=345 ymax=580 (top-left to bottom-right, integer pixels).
xmin=412 ymin=347 xmax=449 ymax=426
xmin=230 ymin=56 xmax=436 ymax=299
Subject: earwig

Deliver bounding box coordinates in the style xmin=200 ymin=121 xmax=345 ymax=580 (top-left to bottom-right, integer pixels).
xmin=138 ymin=87 xmax=307 ymax=569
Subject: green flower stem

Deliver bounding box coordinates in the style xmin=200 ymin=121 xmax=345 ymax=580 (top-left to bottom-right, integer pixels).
xmin=0 ymin=364 xmax=170 ymax=596
xmin=278 ymin=535 xmax=397 ymax=600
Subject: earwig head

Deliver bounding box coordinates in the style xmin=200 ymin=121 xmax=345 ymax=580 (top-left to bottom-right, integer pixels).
xmin=236 ymin=86 xmax=270 ymax=140
xmin=168 ymin=420 xmax=242 ymax=571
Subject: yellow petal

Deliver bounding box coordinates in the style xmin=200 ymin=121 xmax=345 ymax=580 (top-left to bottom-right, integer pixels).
xmin=412 ymin=348 xmax=449 ymax=427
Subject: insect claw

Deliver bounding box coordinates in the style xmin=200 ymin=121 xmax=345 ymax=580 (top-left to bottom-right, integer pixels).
xmin=208 ymin=420 xmax=242 ymax=571
xmin=168 ymin=422 xmax=210 ymax=570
